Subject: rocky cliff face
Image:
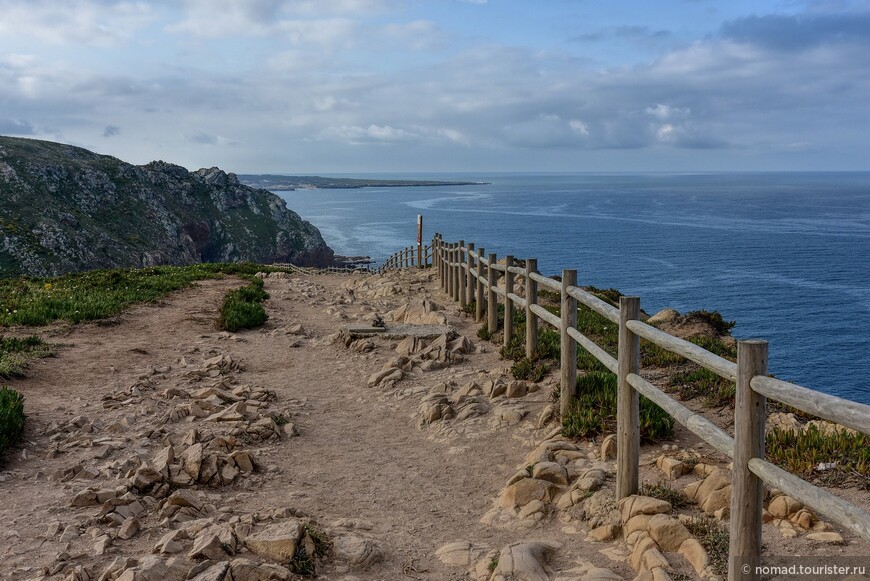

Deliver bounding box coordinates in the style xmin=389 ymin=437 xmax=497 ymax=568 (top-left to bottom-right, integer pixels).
xmin=0 ymin=136 xmax=334 ymax=277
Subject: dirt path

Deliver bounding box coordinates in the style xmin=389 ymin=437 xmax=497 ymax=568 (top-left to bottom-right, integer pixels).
xmin=1 ymin=270 xmax=866 ymax=581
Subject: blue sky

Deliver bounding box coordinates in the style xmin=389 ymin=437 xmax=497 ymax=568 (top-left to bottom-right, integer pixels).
xmin=1 ymin=0 xmax=869 ymax=173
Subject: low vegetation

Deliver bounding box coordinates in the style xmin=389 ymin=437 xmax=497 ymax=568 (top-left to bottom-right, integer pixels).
xmin=0 ymin=263 xmax=279 ymax=327
xmin=0 ymin=386 xmax=25 ymax=466
xmin=766 ymin=424 xmax=870 ymax=485
xmin=289 ymin=525 xmax=331 ymax=576
xmin=0 ymin=335 xmax=54 ymax=378
xmin=685 ymin=516 xmax=730 ymax=576
xmin=561 ymin=372 xmax=674 ymax=441
xmin=640 ymin=480 xmax=688 ymax=509
xmin=217 ymin=277 xmax=269 ymax=332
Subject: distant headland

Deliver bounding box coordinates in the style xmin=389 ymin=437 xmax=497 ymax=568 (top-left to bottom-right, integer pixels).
xmin=238 ymin=174 xmax=488 ymax=191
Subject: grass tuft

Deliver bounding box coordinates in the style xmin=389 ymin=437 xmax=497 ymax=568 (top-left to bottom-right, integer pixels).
xmin=0 ymin=335 xmax=54 ymax=378
xmin=684 ymin=516 xmax=730 ymax=576
xmin=640 ymin=481 xmax=687 ymax=509
xmin=0 ymin=386 xmax=25 ymax=466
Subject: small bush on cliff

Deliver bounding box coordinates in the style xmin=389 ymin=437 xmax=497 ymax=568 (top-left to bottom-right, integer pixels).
xmin=0 ymin=386 xmax=25 ymax=466
xmin=218 ymin=278 xmax=269 ymax=332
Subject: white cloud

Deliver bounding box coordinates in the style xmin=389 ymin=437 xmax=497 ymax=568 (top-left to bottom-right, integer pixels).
xmin=0 ymin=0 xmax=158 ymax=47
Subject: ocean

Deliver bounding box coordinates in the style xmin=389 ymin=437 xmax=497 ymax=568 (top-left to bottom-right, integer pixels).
xmin=275 ymin=172 xmax=870 ymax=404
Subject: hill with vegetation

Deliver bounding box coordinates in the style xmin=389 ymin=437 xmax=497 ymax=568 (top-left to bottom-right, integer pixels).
xmin=0 ymin=136 xmax=334 ymax=277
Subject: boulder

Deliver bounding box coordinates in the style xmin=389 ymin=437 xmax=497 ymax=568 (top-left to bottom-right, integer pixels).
xmin=245 ymin=520 xmax=304 ymax=562
xmin=436 ymin=541 xmax=490 ymax=567
xmin=490 ymin=541 xmax=561 ymax=581
xmin=500 ymin=478 xmax=559 ymax=510
xmin=618 ymin=495 xmax=672 ymax=523
xmin=647 ymin=514 xmax=691 ymax=552
xmin=333 ymin=534 xmax=384 ymax=570
xmin=180 ymin=443 xmax=204 ymax=480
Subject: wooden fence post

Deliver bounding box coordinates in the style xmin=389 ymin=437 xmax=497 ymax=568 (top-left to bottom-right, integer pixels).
xmin=487 ymin=253 xmax=498 ymax=334
xmin=617 ymin=296 xmax=641 ymax=499
xmin=446 ymin=243 xmax=453 ymax=296
xmin=453 ymin=242 xmax=462 ymax=301
xmin=504 ymin=256 xmax=514 ymax=348
xmin=560 ymin=269 xmax=578 ymax=419
xmin=729 ymin=340 xmax=768 ymax=581
xmin=476 ymin=247 xmax=485 ymax=322
xmin=458 ymin=241 xmax=467 ymax=308
xmin=467 ymin=243 xmax=475 ymax=306
xmin=525 ymin=258 xmax=538 ymax=359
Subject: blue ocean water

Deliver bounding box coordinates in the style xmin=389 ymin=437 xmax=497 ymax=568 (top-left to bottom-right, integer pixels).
xmin=276 ymin=173 xmax=870 ymax=404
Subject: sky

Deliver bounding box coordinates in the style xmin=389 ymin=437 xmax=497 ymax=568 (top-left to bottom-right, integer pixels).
xmin=1 ymin=0 xmax=869 ymax=173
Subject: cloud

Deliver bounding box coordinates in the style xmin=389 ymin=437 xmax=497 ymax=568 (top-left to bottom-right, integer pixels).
xmin=720 ymin=12 xmax=870 ymax=51
xmin=103 ymin=125 xmax=120 ymax=137
xmin=187 ymin=131 xmax=238 ymax=146
xmin=0 ymin=117 xmax=35 ymax=135
xmin=0 ymin=0 xmax=158 ymax=47
xmin=573 ymin=26 xmax=671 ymax=43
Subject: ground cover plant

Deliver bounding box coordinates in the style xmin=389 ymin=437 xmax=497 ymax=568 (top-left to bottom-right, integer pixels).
xmin=0 ymin=335 xmax=54 ymax=378
xmin=561 ymin=371 xmax=674 ymax=441
xmin=0 ymin=263 xmax=279 ymax=327
xmin=766 ymin=424 xmax=870 ymax=486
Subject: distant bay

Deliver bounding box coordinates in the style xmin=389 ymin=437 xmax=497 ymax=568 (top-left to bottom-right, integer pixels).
xmin=275 ymin=172 xmax=870 ymax=404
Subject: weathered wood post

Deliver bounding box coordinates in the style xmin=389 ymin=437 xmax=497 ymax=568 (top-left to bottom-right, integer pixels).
xmin=504 ymin=256 xmax=514 ymax=348
xmin=560 ymin=269 xmax=578 ymax=419
xmin=617 ymin=296 xmax=641 ymax=499
xmin=487 ymin=253 xmax=498 ymax=334
xmin=476 ymin=247 xmax=485 ymax=322
xmin=729 ymin=340 xmax=768 ymax=581
xmin=525 ymin=258 xmax=538 ymax=359
xmin=458 ymin=241 xmax=467 ymax=308
xmin=444 ymin=242 xmax=454 ymax=299
xmin=417 ymin=215 xmax=423 ymax=269
xmin=466 ymin=242 xmax=476 ymax=306
xmin=454 ymin=241 xmax=463 ymax=301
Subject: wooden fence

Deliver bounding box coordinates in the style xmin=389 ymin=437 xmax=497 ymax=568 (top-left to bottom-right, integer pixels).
xmin=382 ymin=232 xmax=870 ymax=581
xmin=378 ymin=244 xmax=432 ymax=271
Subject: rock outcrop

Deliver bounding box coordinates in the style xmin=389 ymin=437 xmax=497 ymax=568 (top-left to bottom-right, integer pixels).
xmin=0 ymin=136 xmax=334 ymax=276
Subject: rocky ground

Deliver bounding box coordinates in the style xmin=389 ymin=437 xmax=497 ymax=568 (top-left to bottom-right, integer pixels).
xmin=1 ymin=269 xmax=867 ymax=581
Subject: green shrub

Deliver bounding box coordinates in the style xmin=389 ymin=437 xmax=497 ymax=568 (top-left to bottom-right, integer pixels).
xmin=218 ymin=280 xmax=269 ymax=332
xmin=683 ymin=310 xmax=735 ymax=336
xmin=0 ymin=386 xmax=25 ymax=464
xmin=561 ymin=372 xmax=674 ymax=441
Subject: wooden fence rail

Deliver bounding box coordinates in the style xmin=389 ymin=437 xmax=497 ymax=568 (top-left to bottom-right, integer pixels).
xmin=381 ymin=232 xmax=870 ymax=580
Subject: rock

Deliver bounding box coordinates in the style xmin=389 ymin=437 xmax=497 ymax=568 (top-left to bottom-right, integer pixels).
xmin=435 ymin=541 xmax=489 ymax=567
xmin=118 ymin=517 xmax=140 ymax=540
xmin=60 ymin=524 xmax=80 ymax=542
xmin=180 ymin=443 xmax=205 ymax=480
xmin=333 ymin=534 xmax=384 ymax=570
xmin=189 ymin=562 xmax=231 ymax=581
xmin=93 ymin=535 xmax=111 ymax=556
xmin=685 ymin=467 xmax=730 ymax=504
xmin=618 ymin=495 xmax=672 ymax=522
xmin=189 ymin=531 xmax=232 ymax=561
xmin=166 ymin=489 xmax=203 ymax=511
xmin=133 ymin=466 xmax=164 ymax=491
xmin=678 ymin=538 xmax=710 ymax=574
xmin=647 ymin=308 xmax=680 ymax=325
xmin=587 ymin=525 xmax=620 ymax=542
xmin=245 ymin=520 xmax=303 ymax=562
xmin=154 ymin=529 xmax=188 ymax=555
xmin=532 ymin=462 xmax=569 ymax=486
xmin=600 ymin=434 xmax=617 ymax=461
xmin=806 ymin=532 xmax=845 ymax=544
xmin=206 ymin=401 xmax=248 ymax=422
xmin=518 ymin=499 xmax=547 ymax=520
xmin=231 ymin=451 xmax=255 ymax=472
xmin=768 ymin=495 xmax=803 ymax=518
xmin=229 ymin=558 xmax=293 ymax=580
xmin=500 ymin=478 xmax=559 ymax=510
xmin=491 ymin=541 xmax=561 ymax=581
xmin=656 ymin=456 xmax=688 ymax=480
xmin=701 ymin=485 xmax=731 ymax=517
xmin=71 ymin=489 xmax=98 ymax=507
xmin=506 ymin=381 xmax=528 ymax=398
xmin=647 ymin=514 xmax=691 ymax=552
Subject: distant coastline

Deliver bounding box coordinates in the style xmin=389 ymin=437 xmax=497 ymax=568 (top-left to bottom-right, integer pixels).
xmin=238 ymin=174 xmax=487 ymax=191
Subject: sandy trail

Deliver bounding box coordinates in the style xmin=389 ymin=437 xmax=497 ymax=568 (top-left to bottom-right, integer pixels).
xmin=1 ymin=269 xmax=865 ymax=581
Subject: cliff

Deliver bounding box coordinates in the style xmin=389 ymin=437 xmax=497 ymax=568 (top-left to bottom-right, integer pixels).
xmin=0 ymin=136 xmax=334 ymax=277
